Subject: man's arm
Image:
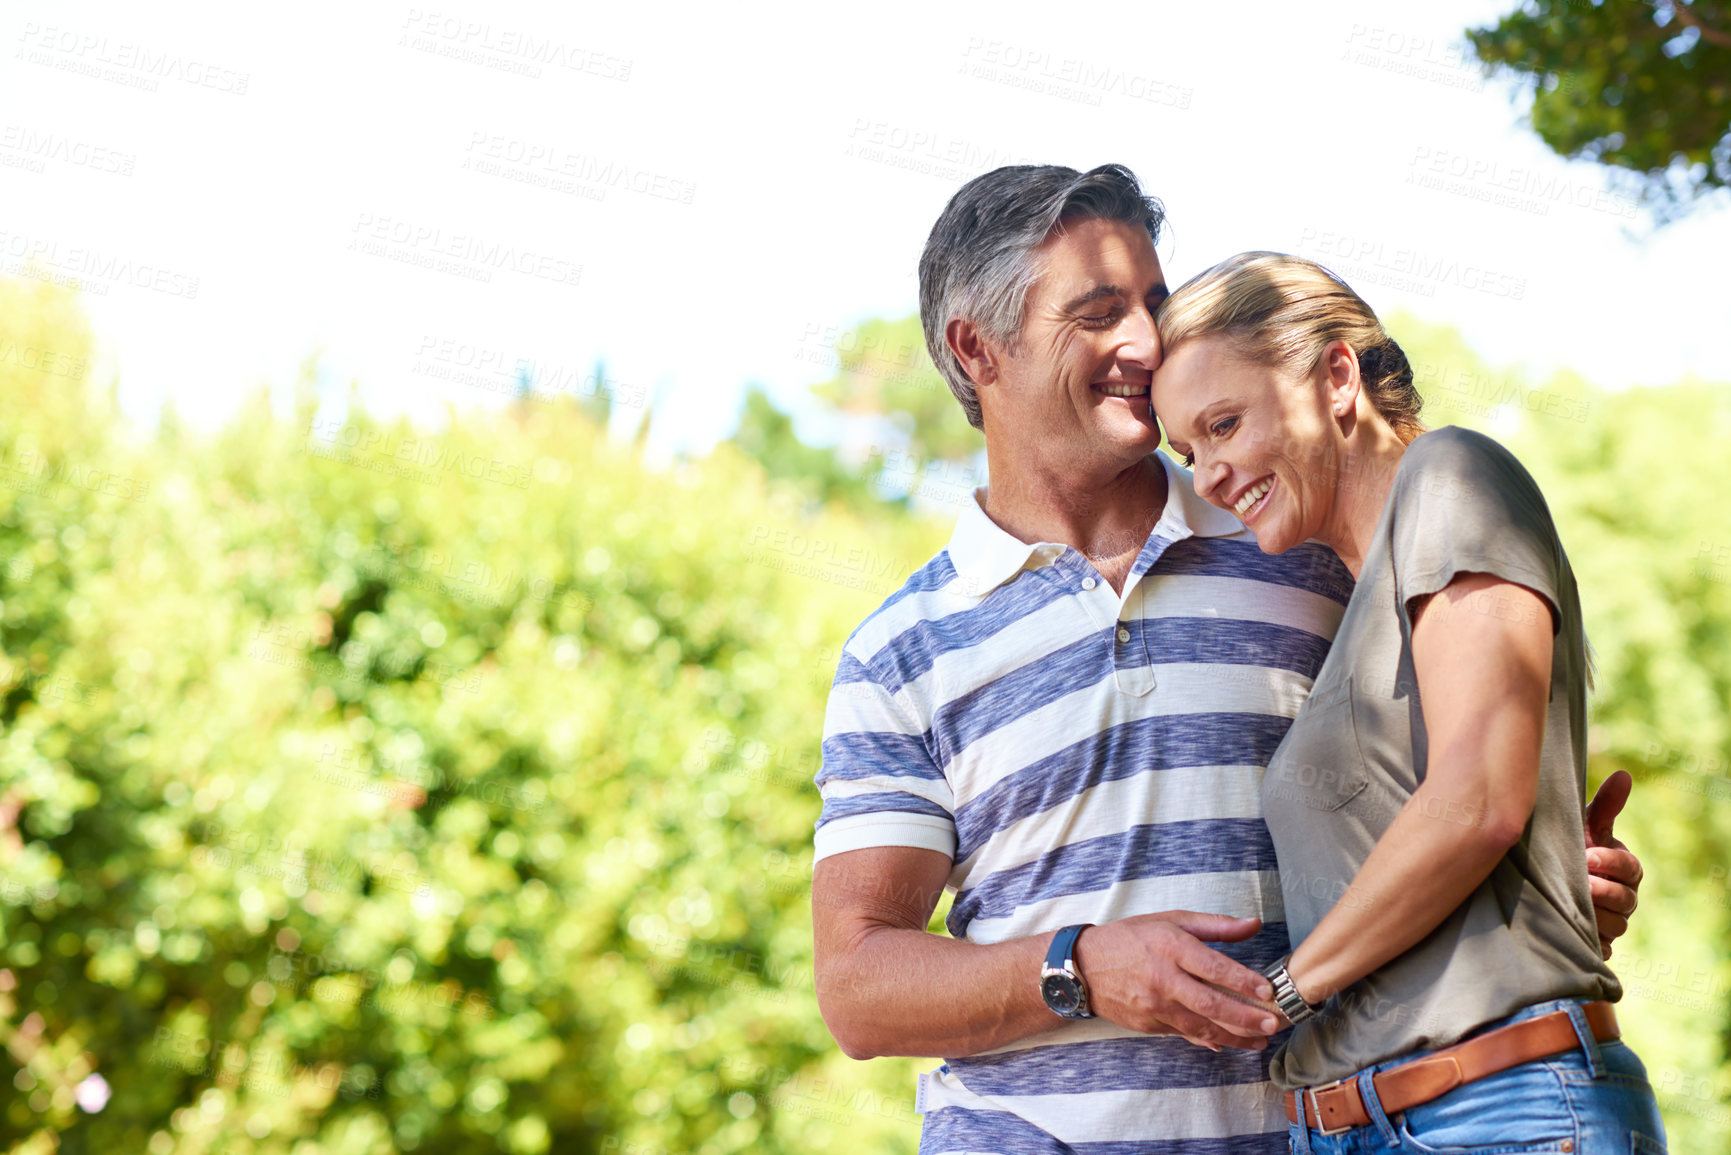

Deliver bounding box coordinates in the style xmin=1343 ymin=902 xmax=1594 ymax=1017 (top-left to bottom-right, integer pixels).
xmin=812 ymin=845 xmax=1281 ymax=1060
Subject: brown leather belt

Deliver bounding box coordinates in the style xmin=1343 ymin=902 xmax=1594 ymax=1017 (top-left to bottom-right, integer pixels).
xmin=1284 ymin=1001 xmax=1619 ymax=1136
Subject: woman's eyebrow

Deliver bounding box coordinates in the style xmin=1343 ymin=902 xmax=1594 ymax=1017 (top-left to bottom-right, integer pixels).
xmin=1192 ymin=398 xmax=1241 ymax=430
xmin=1164 ymin=399 xmax=1230 ymax=446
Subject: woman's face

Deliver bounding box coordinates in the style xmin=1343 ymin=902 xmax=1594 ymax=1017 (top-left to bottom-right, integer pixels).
xmin=1151 ymin=335 xmax=1342 ymax=555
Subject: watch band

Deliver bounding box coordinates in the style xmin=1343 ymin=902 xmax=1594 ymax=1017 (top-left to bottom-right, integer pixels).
xmin=1262 ymin=954 xmax=1320 ymax=1024
xmin=1040 ymin=923 xmax=1095 ymax=1019
xmin=1045 ymin=924 xmax=1090 ymax=973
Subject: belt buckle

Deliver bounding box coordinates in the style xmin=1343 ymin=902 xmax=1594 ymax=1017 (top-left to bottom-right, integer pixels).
xmin=1305 ymin=1077 xmax=1354 ymax=1137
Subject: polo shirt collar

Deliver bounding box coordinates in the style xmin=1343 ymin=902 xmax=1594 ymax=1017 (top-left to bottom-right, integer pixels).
xmin=946 ymin=451 xmax=1244 ymax=598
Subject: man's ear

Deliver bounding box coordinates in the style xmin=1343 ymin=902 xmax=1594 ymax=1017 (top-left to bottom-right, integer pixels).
xmin=1321 ymin=339 xmax=1361 ymax=432
xmin=946 ymin=317 xmax=997 ymax=389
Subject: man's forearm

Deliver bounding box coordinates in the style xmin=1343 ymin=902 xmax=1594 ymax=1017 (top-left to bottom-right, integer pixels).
xmin=817 ymin=925 xmax=1059 ymax=1060
xmin=813 ymin=848 xmax=1278 ymax=1058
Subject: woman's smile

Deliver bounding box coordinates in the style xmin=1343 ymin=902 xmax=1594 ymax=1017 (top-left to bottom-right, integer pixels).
xmin=1230 ymin=475 xmax=1275 ymax=521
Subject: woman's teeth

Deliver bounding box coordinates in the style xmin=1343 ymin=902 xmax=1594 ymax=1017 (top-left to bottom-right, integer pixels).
xmin=1234 ymin=478 xmax=1272 ymax=517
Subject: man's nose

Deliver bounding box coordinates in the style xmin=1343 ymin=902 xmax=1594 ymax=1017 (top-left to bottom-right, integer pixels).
xmin=1118 ymin=306 xmax=1162 ymax=370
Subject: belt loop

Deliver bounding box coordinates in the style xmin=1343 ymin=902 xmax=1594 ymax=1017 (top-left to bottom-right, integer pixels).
xmin=1563 ymin=1000 xmax=1606 ymax=1078
xmin=1290 ymin=1099 xmax=1314 ymax=1155
xmin=1355 ymin=1067 xmax=1401 ymax=1148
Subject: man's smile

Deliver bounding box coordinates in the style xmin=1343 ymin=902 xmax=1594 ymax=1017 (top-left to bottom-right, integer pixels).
xmin=1093 ymin=380 xmax=1150 ymax=398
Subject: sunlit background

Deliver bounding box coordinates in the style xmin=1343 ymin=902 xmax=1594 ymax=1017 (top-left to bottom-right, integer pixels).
xmin=5 ymin=0 xmax=1728 ymax=453
xmin=1 ymin=1 xmax=1728 ymax=1153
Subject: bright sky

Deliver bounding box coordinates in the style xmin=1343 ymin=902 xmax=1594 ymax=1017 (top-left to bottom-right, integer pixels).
xmin=3 ymin=0 xmax=1725 ymax=462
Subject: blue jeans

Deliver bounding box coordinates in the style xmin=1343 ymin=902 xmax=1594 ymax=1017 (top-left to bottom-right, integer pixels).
xmin=1289 ymin=999 xmax=1667 ymax=1154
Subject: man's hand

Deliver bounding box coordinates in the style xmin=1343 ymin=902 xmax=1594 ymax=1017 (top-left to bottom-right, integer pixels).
xmin=1073 ymin=912 xmax=1280 ymax=1051
xmin=1585 ymin=769 xmax=1642 ymax=959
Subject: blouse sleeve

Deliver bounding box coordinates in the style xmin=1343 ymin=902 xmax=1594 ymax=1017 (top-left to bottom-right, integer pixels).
xmin=1389 ymin=426 xmax=1564 ymax=633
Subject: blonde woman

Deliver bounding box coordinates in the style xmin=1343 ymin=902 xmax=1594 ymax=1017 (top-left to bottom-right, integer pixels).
xmin=1150 ymin=252 xmax=1665 ymax=1155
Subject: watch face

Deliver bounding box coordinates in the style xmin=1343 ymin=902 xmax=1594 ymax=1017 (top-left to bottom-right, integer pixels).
xmin=1042 ymin=974 xmax=1083 ymax=1015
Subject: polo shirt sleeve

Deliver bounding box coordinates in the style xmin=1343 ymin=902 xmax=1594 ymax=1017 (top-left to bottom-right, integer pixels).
xmin=812 ymin=650 xmax=956 ymax=864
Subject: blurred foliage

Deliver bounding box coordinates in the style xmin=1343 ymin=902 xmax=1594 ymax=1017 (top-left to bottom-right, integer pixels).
xmin=0 ymin=277 xmax=946 ymax=1154
xmin=1393 ymin=310 xmax=1731 ymax=1152
xmin=728 ymin=315 xmax=986 ymax=514
xmin=1468 ymin=0 xmax=1731 ymax=221
xmin=808 ymin=315 xmax=981 ymax=466
xmin=0 ymin=280 xmax=1726 ymax=1153
xmin=723 ymin=388 xmax=876 ymax=511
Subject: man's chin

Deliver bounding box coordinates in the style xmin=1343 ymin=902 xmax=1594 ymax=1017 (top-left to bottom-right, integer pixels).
xmin=1098 ymin=407 xmax=1160 ymax=448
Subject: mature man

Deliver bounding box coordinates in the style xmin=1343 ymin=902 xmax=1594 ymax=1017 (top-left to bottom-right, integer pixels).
xmin=810 ymin=164 xmax=1640 ymax=1153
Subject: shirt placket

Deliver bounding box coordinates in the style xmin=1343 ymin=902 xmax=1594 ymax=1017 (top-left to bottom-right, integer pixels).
xmin=1116 ymin=530 xmax=1193 ymax=696
xmin=1053 ymin=550 xmax=1157 ymax=698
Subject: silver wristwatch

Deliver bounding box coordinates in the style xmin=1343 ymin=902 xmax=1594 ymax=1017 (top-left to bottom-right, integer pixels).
xmin=1261 ymin=954 xmax=1321 ymax=1024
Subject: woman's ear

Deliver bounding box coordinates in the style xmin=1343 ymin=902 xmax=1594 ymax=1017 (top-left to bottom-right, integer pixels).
xmin=1321 ymin=340 xmax=1360 ymax=430
xmin=946 ymin=317 xmax=997 ymax=388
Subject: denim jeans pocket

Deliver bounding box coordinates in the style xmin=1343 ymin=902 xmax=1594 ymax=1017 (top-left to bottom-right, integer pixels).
xmin=1394 ymin=1058 xmax=1576 ymax=1154
xmin=1396 ymin=1122 xmax=1577 ymax=1155
xmin=1630 ymin=1132 xmax=1667 ymax=1155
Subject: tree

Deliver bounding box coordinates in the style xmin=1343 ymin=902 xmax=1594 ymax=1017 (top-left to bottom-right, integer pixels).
xmin=1468 ymin=0 xmax=1731 ymax=221
xmin=808 ymin=315 xmax=983 ymax=466
xmin=723 ymin=387 xmax=876 ymax=509
xmin=728 ymin=315 xmax=988 ymax=515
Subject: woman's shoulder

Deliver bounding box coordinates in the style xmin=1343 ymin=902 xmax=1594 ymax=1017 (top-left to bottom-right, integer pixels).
xmin=1396 ymin=425 xmax=1541 ymax=500
xmin=1390 ymin=425 xmax=1561 ymax=565
xmin=1403 ymin=424 xmax=1517 ymax=470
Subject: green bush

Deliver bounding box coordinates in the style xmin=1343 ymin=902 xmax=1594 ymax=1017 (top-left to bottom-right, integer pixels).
xmin=1 ymin=284 xmax=1726 ymax=1154
xmin=0 ymin=278 xmax=944 ymax=1154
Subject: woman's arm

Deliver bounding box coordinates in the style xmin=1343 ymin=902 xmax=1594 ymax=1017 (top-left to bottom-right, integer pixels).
xmin=1284 ymin=570 xmax=1552 ymax=1006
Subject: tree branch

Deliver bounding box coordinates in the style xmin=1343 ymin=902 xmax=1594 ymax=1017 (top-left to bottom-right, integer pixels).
xmin=1664 ymin=1 xmax=1731 ymax=48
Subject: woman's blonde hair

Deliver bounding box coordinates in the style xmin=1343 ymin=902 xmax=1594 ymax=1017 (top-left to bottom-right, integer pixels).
xmin=1156 ymin=251 xmax=1425 ymax=444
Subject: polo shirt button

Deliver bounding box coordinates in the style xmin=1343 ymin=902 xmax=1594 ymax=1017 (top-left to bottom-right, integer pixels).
xmin=1116 ymin=627 xmax=1130 ymax=643
xmin=1081 ymin=578 xmax=1097 ymax=591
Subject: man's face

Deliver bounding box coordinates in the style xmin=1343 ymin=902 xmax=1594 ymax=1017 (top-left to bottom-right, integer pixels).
xmin=981 ymin=216 xmax=1168 ymax=477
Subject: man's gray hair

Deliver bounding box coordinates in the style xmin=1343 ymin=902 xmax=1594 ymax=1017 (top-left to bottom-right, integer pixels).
xmin=917 ymin=164 xmax=1165 ymax=430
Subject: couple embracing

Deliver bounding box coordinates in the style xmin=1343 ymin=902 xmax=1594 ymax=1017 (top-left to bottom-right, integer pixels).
xmin=811 ymin=164 xmax=1666 ymax=1154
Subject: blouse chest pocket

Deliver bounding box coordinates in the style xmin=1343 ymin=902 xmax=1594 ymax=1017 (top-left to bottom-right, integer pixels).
xmin=1266 ymin=679 xmax=1369 ymax=813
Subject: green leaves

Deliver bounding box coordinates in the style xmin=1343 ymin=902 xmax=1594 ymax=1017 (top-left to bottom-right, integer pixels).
xmin=1468 ymin=1 xmax=1731 ymax=221
xmin=0 ymin=280 xmax=941 ymax=1153
xmin=1393 ymin=310 xmax=1731 ymax=1153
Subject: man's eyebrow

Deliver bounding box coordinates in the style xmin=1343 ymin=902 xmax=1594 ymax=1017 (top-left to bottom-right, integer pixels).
xmin=1060 ymin=284 xmax=1126 ymax=312
xmin=1060 ymin=283 xmax=1169 ymax=312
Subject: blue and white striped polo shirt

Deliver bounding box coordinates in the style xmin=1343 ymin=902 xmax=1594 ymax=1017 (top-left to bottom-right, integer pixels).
xmin=814 ymin=450 xmax=1354 ymax=1154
